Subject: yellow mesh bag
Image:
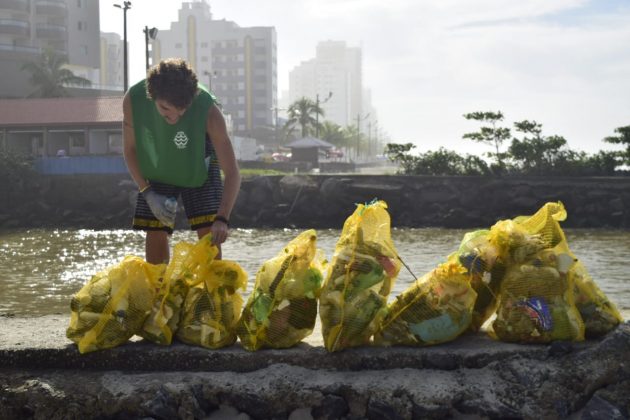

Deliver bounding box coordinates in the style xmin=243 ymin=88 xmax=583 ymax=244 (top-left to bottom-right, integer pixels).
xmin=236 ymin=229 xmax=326 ymax=351
xmin=140 ymin=242 xmax=194 ymax=345
xmin=374 ymin=261 xmax=476 ymax=346
xmin=487 ymin=220 xmax=585 ymax=343
xmin=67 ymin=255 xmax=164 ymax=353
xmin=176 ymin=236 xmax=247 ymax=349
xmin=515 ymin=202 xmax=622 ymax=337
xmin=570 ymin=261 xmax=624 ymax=337
xmin=450 ymin=229 xmax=502 ymax=331
xmin=319 ymin=200 xmax=401 ymax=352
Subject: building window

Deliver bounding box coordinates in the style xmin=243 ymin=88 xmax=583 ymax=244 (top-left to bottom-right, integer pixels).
xmin=80 ymin=45 xmax=88 ymax=55
xmin=201 ymin=42 xmax=208 ymax=48
xmin=77 ymin=0 xmax=81 ymax=7
xmin=175 ymin=43 xmax=182 ymax=49
xmin=71 ymin=136 xmax=85 ymax=148
xmin=201 ymin=56 xmax=208 ymax=62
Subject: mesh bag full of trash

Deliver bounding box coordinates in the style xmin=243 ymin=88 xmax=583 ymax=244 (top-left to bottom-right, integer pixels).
xmin=486 ymin=219 xmax=584 ymax=343
xmin=319 ymin=200 xmax=401 ymax=352
xmin=67 ymin=255 xmax=163 ymax=353
xmin=139 ymin=241 xmax=197 ymax=345
xmin=514 ymin=201 xmax=623 ymax=337
xmin=374 ymin=261 xmax=477 ymax=346
xmin=175 ymin=237 xmax=247 ymax=349
xmin=236 ymin=229 xmax=326 ymax=351
xmin=451 ymin=229 xmax=503 ymax=331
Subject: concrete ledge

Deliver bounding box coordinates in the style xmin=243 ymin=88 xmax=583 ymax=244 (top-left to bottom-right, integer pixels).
xmin=1 ymin=316 xmax=629 ymax=419
xmin=0 ymin=315 xmax=588 ymax=372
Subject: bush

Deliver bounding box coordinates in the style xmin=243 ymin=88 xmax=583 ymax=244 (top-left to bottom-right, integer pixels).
xmin=0 ymin=150 xmax=36 ymax=184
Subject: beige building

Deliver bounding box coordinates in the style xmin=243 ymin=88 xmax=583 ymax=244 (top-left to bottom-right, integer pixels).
xmin=152 ymin=0 xmax=277 ymax=136
xmin=0 ymin=0 xmax=102 ymax=98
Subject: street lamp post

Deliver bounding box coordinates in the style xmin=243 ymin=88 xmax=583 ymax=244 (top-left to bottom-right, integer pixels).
xmin=270 ymin=105 xmax=286 ymax=145
xmin=143 ymin=26 xmax=158 ymax=71
xmin=203 ymin=70 xmax=217 ymax=90
xmin=315 ymin=91 xmax=332 ymax=138
xmin=355 ymin=112 xmax=370 ymax=161
xmin=114 ymin=1 xmax=131 ymax=92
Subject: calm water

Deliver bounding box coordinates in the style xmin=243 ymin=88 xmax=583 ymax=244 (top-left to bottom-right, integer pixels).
xmin=0 ymin=228 xmax=628 ymax=318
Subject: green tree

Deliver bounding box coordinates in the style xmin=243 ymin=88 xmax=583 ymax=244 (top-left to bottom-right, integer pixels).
xmin=284 ymin=97 xmax=323 ymax=138
xmin=385 ymin=143 xmax=418 ymax=174
xmin=385 ymin=144 xmax=490 ymax=176
xmin=603 ymin=125 xmax=630 ymax=165
xmin=319 ymin=121 xmax=347 ymax=147
xmin=463 ymin=111 xmax=511 ymax=172
xmin=509 ymin=120 xmax=568 ymax=175
xmin=21 ymin=48 xmax=91 ymax=98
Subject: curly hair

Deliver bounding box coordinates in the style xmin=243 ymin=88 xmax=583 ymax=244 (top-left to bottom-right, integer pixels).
xmin=146 ymin=58 xmax=198 ymax=109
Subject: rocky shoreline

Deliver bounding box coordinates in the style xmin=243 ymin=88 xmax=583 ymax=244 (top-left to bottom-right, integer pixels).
xmin=0 ymin=174 xmax=629 ymax=230
xmin=0 ymin=315 xmax=628 ymax=419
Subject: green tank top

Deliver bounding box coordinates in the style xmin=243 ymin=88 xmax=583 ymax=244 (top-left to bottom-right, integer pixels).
xmin=129 ymin=80 xmax=216 ymax=187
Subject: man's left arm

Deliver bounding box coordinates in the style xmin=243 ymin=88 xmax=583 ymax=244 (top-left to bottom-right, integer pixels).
xmin=206 ymin=103 xmax=242 ymax=243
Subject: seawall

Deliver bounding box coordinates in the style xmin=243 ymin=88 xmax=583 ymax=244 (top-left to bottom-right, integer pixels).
xmin=1 ymin=174 xmax=629 ymax=229
xmin=0 ymin=315 xmax=629 ymax=419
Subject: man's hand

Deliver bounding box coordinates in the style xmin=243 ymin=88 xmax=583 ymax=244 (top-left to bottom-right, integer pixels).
xmin=143 ymin=188 xmax=176 ymax=227
xmin=210 ymin=217 xmax=229 ymax=245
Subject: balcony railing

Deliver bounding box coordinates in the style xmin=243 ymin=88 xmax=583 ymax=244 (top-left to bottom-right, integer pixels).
xmin=35 ymin=0 xmax=67 ymax=17
xmin=0 ymin=19 xmax=30 ymax=37
xmin=0 ymin=0 xmax=29 ymax=13
xmin=35 ymin=23 xmax=67 ymax=40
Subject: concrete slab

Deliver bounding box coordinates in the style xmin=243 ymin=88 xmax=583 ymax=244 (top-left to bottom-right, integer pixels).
xmin=0 ymin=314 xmax=596 ymax=373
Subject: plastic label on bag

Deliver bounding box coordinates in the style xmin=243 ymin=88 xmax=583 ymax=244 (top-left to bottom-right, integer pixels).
xmin=516 ymin=297 xmax=552 ymax=331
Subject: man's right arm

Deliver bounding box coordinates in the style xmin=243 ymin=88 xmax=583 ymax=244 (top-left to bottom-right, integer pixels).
xmin=122 ymin=93 xmax=149 ymax=191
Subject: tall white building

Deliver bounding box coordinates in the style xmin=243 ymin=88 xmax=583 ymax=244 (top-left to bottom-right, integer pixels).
xmin=99 ymin=32 xmax=123 ymax=90
xmin=0 ymin=0 xmax=101 ymax=98
xmin=289 ymin=41 xmax=369 ymax=130
xmin=152 ymin=0 xmax=277 ymax=135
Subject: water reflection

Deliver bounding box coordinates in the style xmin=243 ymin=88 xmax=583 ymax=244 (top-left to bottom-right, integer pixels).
xmin=0 ymin=228 xmax=628 ymax=317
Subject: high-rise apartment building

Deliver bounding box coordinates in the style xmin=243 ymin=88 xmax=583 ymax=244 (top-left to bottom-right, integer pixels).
xmin=99 ymin=32 xmax=123 ymax=90
xmin=0 ymin=0 xmax=101 ymax=98
xmin=289 ymin=41 xmax=367 ymax=129
xmin=153 ymin=0 xmax=277 ymax=135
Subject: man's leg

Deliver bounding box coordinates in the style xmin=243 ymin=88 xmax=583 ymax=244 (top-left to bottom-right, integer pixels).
xmin=197 ymin=226 xmax=221 ymax=259
xmin=146 ymin=230 xmax=170 ymax=264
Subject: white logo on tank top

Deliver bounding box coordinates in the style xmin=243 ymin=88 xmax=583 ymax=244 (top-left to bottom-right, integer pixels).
xmin=173 ymin=131 xmax=189 ymax=149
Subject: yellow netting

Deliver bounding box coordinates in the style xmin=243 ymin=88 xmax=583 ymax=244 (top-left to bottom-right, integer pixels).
xmin=514 ymin=202 xmax=623 ymax=337
xmin=319 ymin=200 xmax=401 ymax=352
xmin=140 ymin=242 xmax=194 ymax=345
xmin=236 ymin=229 xmax=326 ymax=351
xmin=486 ymin=218 xmax=584 ymax=343
xmin=176 ymin=236 xmax=247 ymax=349
xmin=66 ymin=255 xmax=164 ymax=353
xmin=374 ymin=261 xmax=477 ymax=346
xmin=450 ymin=229 xmax=501 ymax=331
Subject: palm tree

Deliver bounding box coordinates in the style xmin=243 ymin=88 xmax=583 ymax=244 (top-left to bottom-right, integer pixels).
xmin=319 ymin=121 xmax=346 ymax=147
xmin=284 ymin=97 xmax=323 ymax=138
xmin=21 ymin=48 xmax=92 ymax=98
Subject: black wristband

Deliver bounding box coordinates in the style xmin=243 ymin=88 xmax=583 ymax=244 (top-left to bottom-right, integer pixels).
xmin=214 ymin=215 xmax=229 ymax=226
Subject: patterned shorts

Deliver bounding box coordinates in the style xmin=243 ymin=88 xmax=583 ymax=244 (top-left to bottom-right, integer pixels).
xmin=132 ymin=139 xmax=223 ymax=234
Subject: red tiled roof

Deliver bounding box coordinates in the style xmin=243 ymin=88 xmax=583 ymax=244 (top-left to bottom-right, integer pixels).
xmin=0 ymin=96 xmax=123 ymax=127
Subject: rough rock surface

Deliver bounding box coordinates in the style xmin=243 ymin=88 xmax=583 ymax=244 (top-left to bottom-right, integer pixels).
xmin=0 ymin=316 xmax=628 ymax=419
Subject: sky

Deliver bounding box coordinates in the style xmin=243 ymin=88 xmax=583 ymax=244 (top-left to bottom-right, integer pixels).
xmin=99 ymin=0 xmax=630 ymax=156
